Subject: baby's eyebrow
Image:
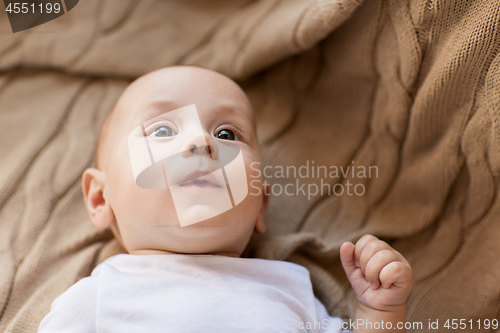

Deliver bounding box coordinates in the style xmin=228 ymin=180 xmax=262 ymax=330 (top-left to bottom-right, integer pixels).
xmin=142 ymin=99 xmax=182 ymax=119
xmin=211 ymin=102 xmax=255 ymax=127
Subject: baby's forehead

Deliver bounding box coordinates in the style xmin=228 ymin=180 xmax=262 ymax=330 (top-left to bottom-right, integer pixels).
xmin=121 ymin=98 xmax=255 ymax=138
xmin=96 ymin=70 xmax=257 ymax=174
xmin=98 ymin=69 xmax=256 ymax=157
xmin=134 ymin=67 xmax=251 ymax=107
xmin=141 ymin=99 xmax=253 ymax=124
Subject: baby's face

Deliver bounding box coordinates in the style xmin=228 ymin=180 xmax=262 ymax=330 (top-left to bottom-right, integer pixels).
xmin=85 ymin=67 xmax=267 ymax=256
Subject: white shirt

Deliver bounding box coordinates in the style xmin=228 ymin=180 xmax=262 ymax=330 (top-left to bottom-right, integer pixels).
xmin=39 ymin=254 xmax=350 ymax=333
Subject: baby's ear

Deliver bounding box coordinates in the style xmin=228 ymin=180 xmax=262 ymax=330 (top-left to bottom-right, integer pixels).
xmin=254 ymin=181 xmax=270 ymax=234
xmin=82 ymin=168 xmax=115 ymax=229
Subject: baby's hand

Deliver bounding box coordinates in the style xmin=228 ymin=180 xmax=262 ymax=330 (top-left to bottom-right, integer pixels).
xmin=340 ymin=235 xmax=413 ymax=312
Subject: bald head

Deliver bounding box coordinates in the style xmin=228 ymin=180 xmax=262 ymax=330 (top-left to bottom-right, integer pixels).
xmin=94 ymin=65 xmax=254 ymax=170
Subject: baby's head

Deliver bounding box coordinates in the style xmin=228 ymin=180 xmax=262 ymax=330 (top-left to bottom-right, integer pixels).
xmin=82 ymin=66 xmax=269 ymax=257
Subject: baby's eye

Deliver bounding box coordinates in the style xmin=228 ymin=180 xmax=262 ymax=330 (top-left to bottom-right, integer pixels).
xmin=215 ymin=129 xmax=238 ymax=141
xmin=150 ymin=126 xmax=175 ymax=138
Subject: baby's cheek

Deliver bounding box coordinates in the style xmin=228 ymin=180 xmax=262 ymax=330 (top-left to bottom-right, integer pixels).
xmin=121 ymin=186 xmax=176 ymax=224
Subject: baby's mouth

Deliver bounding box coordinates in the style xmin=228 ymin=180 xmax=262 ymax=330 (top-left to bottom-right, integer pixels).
xmin=179 ymin=172 xmax=222 ymax=188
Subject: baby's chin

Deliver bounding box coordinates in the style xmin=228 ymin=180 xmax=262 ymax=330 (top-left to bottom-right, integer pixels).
xmin=174 ymin=204 xmax=230 ymax=227
xmin=140 ymin=223 xmax=245 ymax=256
xmin=144 ymin=211 xmax=234 ymax=236
xmin=121 ymin=201 xmax=256 ymax=255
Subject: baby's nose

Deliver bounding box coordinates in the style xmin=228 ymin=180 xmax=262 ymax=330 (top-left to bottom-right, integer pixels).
xmin=186 ymin=143 xmax=218 ymax=159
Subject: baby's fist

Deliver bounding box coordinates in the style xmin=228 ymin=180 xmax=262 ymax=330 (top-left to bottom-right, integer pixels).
xmin=340 ymin=235 xmax=413 ymax=312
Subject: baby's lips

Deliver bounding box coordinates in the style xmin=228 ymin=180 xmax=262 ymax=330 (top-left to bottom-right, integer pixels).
xmin=179 ymin=170 xmax=223 ymax=188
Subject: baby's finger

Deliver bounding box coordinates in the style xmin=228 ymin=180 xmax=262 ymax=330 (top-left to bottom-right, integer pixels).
xmin=354 ymin=235 xmax=379 ymax=257
xmin=355 ymin=236 xmax=392 ymax=276
xmin=379 ymin=261 xmax=413 ymax=289
xmin=340 ymin=242 xmax=357 ymax=279
xmin=364 ymin=250 xmax=402 ymax=289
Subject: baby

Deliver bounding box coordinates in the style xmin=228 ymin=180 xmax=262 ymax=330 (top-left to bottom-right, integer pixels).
xmin=38 ymin=66 xmax=413 ymax=333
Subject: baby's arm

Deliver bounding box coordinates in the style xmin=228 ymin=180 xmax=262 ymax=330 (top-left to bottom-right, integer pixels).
xmin=340 ymin=235 xmax=413 ymax=333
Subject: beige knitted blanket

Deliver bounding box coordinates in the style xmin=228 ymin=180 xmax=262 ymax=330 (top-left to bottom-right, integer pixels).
xmin=1 ymin=0 xmax=499 ymax=332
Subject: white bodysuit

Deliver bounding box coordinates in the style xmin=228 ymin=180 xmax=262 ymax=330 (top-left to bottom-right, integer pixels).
xmin=38 ymin=254 xmax=350 ymax=333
